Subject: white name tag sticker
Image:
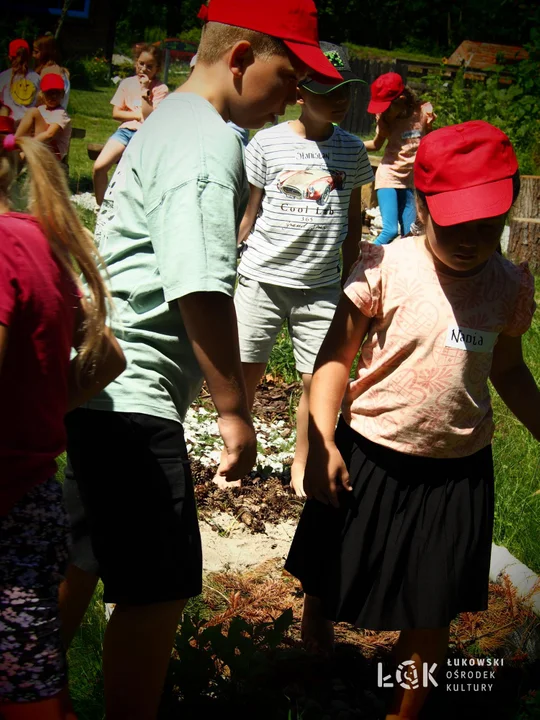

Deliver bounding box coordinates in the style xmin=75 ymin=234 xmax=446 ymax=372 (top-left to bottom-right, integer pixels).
xmin=445 ymin=325 xmax=498 ymax=353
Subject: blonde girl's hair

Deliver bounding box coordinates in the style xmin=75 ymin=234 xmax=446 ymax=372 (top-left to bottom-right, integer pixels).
xmin=0 ymin=136 xmax=110 ymax=375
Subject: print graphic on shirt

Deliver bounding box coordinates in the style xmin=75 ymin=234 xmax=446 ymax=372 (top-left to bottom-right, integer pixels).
xmin=445 ymin=325 xmax=498 ymax=353
xmin=11 ymin=76 xmax=38 ymax=106
xmin=276 ymin=167 xmax=346 ymax=207
xmin=401 ymin=129 xmax=422 ymax=140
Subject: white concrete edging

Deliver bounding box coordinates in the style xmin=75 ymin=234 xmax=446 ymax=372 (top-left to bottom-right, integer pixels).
xmin=490 ymin=543 xmax=540 ymax=616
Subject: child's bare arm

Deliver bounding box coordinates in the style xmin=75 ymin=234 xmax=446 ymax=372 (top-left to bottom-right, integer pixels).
xmin=363 ymin=127 xmax=387 ymax=152
xmin=177 ymin=292 xmax=257 ymax=480
xmin=67 ymin=303 xmax=126 ymax=411
xmin=141 ymin=95 xmax=153 ymax=121
xmin=490 ymin=333 xmax=540 ymax=441
xmin=305 ymin=295 xmax=370 ymax=505
xmin=112 ymin=106 xmax=141 ymax=122
xmin=310 ymin=294 xmax=370 ymax=443
xmin=238 ymin=184 xmax=264 ymax=245
xmin=34 ymin=122 xmax=62 ymax=144
xmin=341 ymin=187 xmax=363 ymax=284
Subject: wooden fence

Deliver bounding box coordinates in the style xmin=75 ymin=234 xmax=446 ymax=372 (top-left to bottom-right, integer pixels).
xmin=341 ymin=57 xmax=440 ymax=136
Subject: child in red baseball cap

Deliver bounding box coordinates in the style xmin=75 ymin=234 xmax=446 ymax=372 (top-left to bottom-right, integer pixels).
xmin=59 ymin=1 xmax=342 ymax=718
xmin=15 ymin=73 xmax=71 ymax=161
xmin=286 ymin=120 xmax=538 ymax=719
xmin=0 ymin=38 xmax=40 ymax=124
xmin=365 ymin=71 xmax=435 ymax=245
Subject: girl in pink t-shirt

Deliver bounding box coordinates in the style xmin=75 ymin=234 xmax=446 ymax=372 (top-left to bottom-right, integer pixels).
xmin=0 ymin=119 xmax=125 ymax=717
xmin=286 ymin=121 xmax=539 ymax=719
xmin=93 ymin=45 xmax=168 ymax=205
xmin=364 ymin=72 xmax=435 ymax=245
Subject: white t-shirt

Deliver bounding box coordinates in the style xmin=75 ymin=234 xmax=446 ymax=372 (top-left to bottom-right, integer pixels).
xmin=0 ymin=69 xmax=41 ymax=121
xmin=238 ymin=122 xmax=373 ymax=289
xmin=38 ymin=105 xmax=72 ymax=159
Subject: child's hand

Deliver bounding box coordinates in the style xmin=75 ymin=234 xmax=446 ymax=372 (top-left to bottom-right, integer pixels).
xmin=215 ymin=413 xmax=257 ymax=484
xmin=138 ymin=73 xmax=151 ymax=90
xmin=304 ymin=439 xmax=352 ymax=508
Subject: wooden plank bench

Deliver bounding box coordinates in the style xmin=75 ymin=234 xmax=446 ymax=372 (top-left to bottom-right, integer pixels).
xmin=87 ymin=143 xmax=104 ymax=161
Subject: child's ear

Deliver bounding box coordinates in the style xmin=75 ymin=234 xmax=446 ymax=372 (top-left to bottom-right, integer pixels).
xmin=296 ymin=88 xmax=305 ymax=105
xmin=416 ymin=195 xmax=428 ymax=226
xmin=229 ymin=41 xmax=254 ymax=78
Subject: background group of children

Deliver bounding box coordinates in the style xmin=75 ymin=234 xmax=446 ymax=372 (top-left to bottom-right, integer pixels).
xmin=1 ymin=1 xmax=539 ymax=720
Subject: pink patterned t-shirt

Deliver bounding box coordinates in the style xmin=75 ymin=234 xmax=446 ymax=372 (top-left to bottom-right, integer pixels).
xmin=111 ymin=75 xmax=169 ymax=131
xmin=375 ymin=102 xmax=435 ymax=190
xmin=342 ymin=238 xmax=535 ymax=458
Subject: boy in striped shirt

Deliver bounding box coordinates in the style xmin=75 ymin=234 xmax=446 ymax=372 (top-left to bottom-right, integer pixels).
xmin=217 ymin=43 xmax=374 ymax=496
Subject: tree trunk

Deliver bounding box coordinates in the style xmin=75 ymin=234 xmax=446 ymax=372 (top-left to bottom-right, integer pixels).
xmin=55 ymin=0 xmax=73 ymax=41
xmin=508 ymin=176 xmax=540 ymax=271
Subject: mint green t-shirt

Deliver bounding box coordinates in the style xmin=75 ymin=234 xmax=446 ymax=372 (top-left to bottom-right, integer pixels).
xmin=87 ymin=93 xmax=248 ymax=423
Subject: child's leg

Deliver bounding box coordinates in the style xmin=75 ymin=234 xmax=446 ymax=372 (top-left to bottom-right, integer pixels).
xmin=1 ymin=687 xmax=77 ymax=719
xmin=301 ymin=593 xmax=334 ymax=655
xmin=374 ymin=189 xmax=399 ymax=245
xmin=385 ymin=626 xmax=450 ymax=720
xmin=288 ymin=284 xmax=340 ymax=496
xmin=63 ymin=408 xmax=203 ymax=720
xmin=93 ymin=139 xmax=126 ymax=206
xmin=59 ymin=563 xmax=99 ymax=649
xmin=397 ymin=188 xmax=417 ymax=238
xmin=0 ymin=479 xmax=75 ymax=718
xmin=103 ymin=600 xmax=186 ymax=720
xmin=290 ymin=372 xmax=312 ymax=496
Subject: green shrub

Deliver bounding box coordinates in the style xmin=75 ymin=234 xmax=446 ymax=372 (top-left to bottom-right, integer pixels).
xmin=67 ymin=54 xmax=111 ymax=90
xmin=144 ymin=26 xmax=167 ymax=44
xmin=422 ymin=31 xmax=540 ymax=175
xmin=179 ymin=27 xmax=202 ymax=47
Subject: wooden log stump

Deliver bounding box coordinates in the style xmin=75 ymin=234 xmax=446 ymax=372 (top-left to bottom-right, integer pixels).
xmin=508 ymin=175 xmax=540 ymax=271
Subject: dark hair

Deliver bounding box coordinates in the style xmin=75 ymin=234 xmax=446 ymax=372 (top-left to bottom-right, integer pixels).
xmin=11 ymin=46 xmax=29 ymax=77
xmin=383 ymin=85 xmax=419 ymax=119
xmin=415 ymin=170 xmax=521 ymax=212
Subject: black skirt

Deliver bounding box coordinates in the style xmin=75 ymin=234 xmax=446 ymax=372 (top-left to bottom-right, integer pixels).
xmin=285 ymin=417 xmax=494 ymax=631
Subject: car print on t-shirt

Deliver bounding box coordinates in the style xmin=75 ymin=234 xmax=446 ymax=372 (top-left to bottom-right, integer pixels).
xmin=276 ymin=168 xmax=346 ymax=206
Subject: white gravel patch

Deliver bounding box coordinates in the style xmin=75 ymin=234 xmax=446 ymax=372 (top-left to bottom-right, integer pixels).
xmin=183 ymin=404 xmax=296 ymax=474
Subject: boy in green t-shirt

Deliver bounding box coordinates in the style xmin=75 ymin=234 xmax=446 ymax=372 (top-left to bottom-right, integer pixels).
xmin=60 ymin=1 xmax=341 ymax=717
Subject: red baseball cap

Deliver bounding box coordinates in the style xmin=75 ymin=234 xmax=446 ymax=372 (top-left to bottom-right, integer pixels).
xmin=41 ymin=73 xmax=65 ymax=92
xmin=367 ymin=72 xmax=405 ymax=114
xmin=197 ymin=0 xmax=342 ymax=83
xmin=0 ymin=116 xmax=15 ymax=134
xmin=9 ymin=39 xmax=29 ymax=59
xmin=415 ymin=120 xmax=518 ymax=226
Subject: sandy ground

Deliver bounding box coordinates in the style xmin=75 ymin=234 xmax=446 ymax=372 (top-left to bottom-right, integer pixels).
xmin=200 ymin=512 xmax=297 ymax=572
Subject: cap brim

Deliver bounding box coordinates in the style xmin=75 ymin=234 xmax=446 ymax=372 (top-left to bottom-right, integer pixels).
xmin=367 ymin=98 xmax=392 ymax=114
xmin=283 ymin=40 xmax=343 ymax=83
xmin=300 ymin=70 xmax=366 ymax=94
xmin=426 ymin=178 xmax=514 ymax=227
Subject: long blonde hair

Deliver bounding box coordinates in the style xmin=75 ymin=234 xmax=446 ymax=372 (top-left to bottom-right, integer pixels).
xmin=0 ymin=136 xmax=110 ymax=374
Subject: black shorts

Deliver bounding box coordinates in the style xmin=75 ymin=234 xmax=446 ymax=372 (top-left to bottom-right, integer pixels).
xmin=63 ymin=409 xmax=202 ymax=604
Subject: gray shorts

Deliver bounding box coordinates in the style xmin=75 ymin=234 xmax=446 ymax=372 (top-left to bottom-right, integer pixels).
xmin=235 ymin=274 xmax=340 ymax=374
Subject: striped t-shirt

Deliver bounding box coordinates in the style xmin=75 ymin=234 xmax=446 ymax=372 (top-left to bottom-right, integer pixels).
xmin=238 ymin=122 xmax=373 ymax=289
